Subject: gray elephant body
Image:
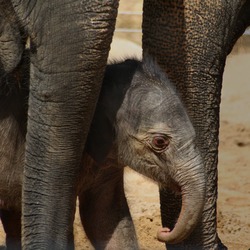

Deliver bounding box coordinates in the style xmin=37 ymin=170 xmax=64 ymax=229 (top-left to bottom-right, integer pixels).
xmin=1 ymin=1 xmax=250 ymax=249
xmin=0 ymin=58 xmax=205 ymax=249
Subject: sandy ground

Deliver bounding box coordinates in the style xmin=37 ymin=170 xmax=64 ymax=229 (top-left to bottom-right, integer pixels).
xmin=0 ymin=39 xmax=249 ymax=249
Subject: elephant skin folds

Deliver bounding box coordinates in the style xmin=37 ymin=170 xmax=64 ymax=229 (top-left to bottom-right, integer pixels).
xmin=1 ymin=36 xmax=249 ymax=250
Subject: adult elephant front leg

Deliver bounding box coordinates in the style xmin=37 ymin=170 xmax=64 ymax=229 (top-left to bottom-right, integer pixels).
xmin=11 ymin=1 xmax=119 ymax=249
xmin=143 ymin=0 xmax=249 ymax=249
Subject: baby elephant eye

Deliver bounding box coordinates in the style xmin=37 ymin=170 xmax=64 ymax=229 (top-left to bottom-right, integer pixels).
xmin=151 ymin=134 xmax=170 ymax=151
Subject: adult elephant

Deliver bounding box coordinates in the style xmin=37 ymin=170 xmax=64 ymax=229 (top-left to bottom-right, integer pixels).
xmin=142 ymin=1 xmax=250 ymax=249
xmin=0 ymin=1 xmax=249 ymax=250
xmin=0 ymin=1 xmax=119 ymax=249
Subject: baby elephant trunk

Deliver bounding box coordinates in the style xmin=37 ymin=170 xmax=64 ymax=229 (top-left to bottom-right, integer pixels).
xmin=157 ymin=152 xmax=206 ymax=244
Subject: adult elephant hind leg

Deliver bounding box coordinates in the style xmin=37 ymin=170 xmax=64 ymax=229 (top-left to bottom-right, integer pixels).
xmin=79 ymin=166 xmax=138 ymax=250
xmin=1 ymin=209 xmax=21 ymax=250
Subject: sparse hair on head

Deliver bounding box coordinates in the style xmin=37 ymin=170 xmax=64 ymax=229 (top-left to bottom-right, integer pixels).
xmin=141 ymin=53 xmax=176 ymax=92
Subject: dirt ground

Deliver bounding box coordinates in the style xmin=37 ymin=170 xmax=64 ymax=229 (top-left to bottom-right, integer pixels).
xmin=0 ymin=39 xmax=249 ymax=249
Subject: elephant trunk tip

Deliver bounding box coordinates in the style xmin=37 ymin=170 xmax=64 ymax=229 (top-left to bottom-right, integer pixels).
xmin=156 ymin=183 xmax=205 ymax=244
xmin=156 ymin=225 xmax=190 ymax=244
xmin=157 ymin=227 xmax=171 ymax=242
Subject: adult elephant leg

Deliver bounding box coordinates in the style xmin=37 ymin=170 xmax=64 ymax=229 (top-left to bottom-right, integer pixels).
xmin=143 ymin=0 xmax=248 ymax=248
xmin=11 ymin=1 xmax=119 ymax=249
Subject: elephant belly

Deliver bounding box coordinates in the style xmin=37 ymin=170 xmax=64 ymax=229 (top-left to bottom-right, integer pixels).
xmin=0 ymin=115 xmax=25 ymax=210
xmin=0 ymin=145 xmax=24 ymax=210
xmin=0 ymin=166 xmax=22 ymax=210
xmin=0 ymin=152 xmax=23 ymax=210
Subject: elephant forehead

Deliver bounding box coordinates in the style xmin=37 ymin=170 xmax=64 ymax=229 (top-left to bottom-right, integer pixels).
xmin=118 ymin=100 xmax=193 ymax=140
xmin=125 ymin=90 xmax=189 ymax=125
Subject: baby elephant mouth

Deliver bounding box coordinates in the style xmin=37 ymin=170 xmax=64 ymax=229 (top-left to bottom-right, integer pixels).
xmin=160 ymin=179 xmax=182 ymax=195
xmin=169 ymin=181 xmax=182 ymax=195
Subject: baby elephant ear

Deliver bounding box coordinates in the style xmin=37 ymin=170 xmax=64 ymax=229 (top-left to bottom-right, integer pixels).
xmin=85 ymin=114 xmax=115 ymax=164
xmin=0 ymin=10 xmax=24 ymax=73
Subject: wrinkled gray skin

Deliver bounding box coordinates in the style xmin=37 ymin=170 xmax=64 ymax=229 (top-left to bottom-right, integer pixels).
xmin=142 ymin=2 xmax=250 ymax=249
xmin=0 ymin=58 xmax=205 ymax=249
xmin=0 ymin=0 xmax=250 ymax=249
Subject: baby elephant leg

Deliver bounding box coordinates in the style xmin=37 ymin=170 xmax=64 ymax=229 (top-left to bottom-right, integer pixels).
xmin=79 ymin=167 xmax=138 ymax=250
xmin=1 ymin=209 xmax=21 ymax=250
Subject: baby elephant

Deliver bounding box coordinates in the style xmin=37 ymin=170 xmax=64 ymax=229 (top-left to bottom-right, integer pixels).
xmin=0 ymin=56 xmax=206 ymax=249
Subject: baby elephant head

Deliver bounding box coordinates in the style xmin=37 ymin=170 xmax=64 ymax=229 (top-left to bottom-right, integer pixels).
xmin=116 ymin=58 xmax=206 ymax=244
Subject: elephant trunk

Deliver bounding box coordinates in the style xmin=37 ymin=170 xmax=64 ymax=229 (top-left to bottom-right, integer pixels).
xmin=157 ymin=154 xmax=206 ymax=244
